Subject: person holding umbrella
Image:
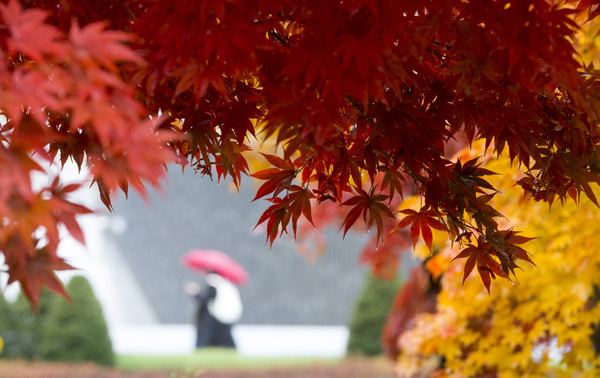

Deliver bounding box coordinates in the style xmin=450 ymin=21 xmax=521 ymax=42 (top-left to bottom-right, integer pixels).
xmin=182 ymin=249 xmax=248 ymax=349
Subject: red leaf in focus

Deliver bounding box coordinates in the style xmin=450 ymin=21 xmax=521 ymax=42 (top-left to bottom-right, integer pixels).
xmin=251 ymin=153 xmax=296 ymax=201
xmin=380 ymin=165 xmax=405 ymax=201
xmin=282 ymin=185 xmax=316 ymax=237
xmin=394 ymin=208 xmax=445 ymax=250
xmin=254 ymin=198 xmax=287 ymax=248
xmin=255 ymin=185 xmax=315 ymax=246
xmin=452 ymin=239 xmax=508 ymax=293
xmin=340 ymin=187 xmax=395 ymax=244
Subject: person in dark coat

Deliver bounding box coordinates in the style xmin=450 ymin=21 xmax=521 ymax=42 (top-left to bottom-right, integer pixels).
xmin=185 ymin=272 xmax=242 ymax=348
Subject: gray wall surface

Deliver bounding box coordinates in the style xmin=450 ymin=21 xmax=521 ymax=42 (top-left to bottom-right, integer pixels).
xmin=107 ymin=167 xmax=374 ymax=326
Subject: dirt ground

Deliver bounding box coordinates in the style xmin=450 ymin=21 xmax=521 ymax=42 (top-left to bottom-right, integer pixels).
xmin=0 ymin=357 xmax=395 ymax=378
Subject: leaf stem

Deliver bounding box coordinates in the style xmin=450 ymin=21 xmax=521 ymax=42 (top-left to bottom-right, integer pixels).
xmin=346 ymin=96 xmax=376 ymax=126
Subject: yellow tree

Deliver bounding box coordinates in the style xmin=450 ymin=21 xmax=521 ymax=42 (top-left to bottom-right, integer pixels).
xmin=394 ymin=145 xmax=600 ymax=377
xmin=392 ymin=13 xmax=600 ymax=377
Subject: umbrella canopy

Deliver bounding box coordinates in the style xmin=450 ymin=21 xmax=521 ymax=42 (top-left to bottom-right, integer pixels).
xmin=182 ymin=249 xmax=249 ymax=286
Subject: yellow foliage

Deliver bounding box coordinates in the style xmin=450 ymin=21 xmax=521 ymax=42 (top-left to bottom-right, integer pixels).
xmin=397 ymin=17 xmax=600 ymax=376
xmin=397 ymin=152 xmax=600 ymax=377
xmin=576 ymin=18 xmax=600 ymax=67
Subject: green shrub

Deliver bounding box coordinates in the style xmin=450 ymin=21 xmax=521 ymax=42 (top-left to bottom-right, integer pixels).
xmin=346 ymin=273 xmax=401 ymax=356
xmin=0 ymin=293 xmax=17 ymax=358
xmin=1 ymin=288 xmax=56 ymax=359
xmin=38 ymin=276 xmax=114 ymax=365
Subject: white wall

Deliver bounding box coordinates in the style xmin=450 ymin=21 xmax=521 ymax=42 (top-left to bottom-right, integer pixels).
xmin=110 ymin=324 xmax=349 ymax=357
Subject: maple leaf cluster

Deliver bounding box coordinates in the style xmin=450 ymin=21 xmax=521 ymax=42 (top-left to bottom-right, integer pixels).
xmin=3 ymin=0 xmax=600 ymax=304
xmin=0 ymin=0 xmax=174 ymax=305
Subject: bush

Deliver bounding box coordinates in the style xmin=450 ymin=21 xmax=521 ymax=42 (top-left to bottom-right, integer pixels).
xmin=0 ymin=289 xmax=56 ymax=359
xmin=347 ymin=273 xmax=401 ymax=356
xmin=38 ymin=276 xmax=114 ymax=366
xmin=0 ymin=293 xmax=16 ymax=358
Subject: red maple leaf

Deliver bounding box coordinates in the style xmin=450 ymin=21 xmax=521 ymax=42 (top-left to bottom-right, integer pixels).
xmin=452 ymin=239 xmax=509 ymax=294
xmin=254 ymin=185 xmax=315 ymax=247
xmin=69 ymin=21 xmax=143 ymax=72
xmin=0 ymin=0 xmax=64 ymax=60
xmin=251 ymin=153 xmax=296 ymax=201
xmin=340 ymin=186 xmax=395 ymax=244
xmin=4 ymin=241 xmax=73 ymax=309
xmin=487 ymin=229 xmax=536 ymax=276
xmin=254 ymin=198 xmax=287 ymax=248
xmin=394 ymin=208 xmax=446 ymax=250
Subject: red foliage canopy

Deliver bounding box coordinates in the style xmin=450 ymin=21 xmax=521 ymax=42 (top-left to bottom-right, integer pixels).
xmin=2 ymin=0 xmax=600 ymax=304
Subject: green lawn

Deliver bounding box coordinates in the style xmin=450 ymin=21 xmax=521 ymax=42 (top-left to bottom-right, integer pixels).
xmin=116 ymin=348 xmax=340 ymax=371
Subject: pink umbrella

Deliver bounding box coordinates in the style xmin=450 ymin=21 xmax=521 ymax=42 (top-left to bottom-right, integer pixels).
xmin=181 ymin=249 xmax=249 ymax=286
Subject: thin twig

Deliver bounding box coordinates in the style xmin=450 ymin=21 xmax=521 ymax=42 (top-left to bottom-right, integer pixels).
xmin=268 ymin=30 xmax=290 ymax=46
xmin=118 ymin=0 xmax=137 ymax=21
xmin=346 ymin=96 xmax=376 ymax=126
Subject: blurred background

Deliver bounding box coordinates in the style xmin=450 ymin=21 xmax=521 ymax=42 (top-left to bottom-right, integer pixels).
xmin=0 ymin=163 xmax=408 ymax=375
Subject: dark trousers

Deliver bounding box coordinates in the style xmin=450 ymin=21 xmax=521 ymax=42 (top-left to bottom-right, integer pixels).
xmin=195 ymin=309 xmax=236 ymax=348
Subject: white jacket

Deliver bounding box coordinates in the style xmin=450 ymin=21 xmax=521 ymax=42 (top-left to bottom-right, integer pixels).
xmin=205 ymin=273 xmax=243 ymax=324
